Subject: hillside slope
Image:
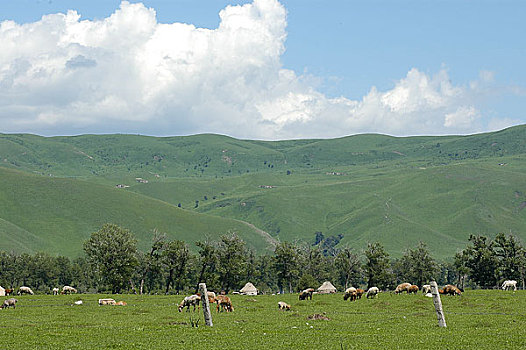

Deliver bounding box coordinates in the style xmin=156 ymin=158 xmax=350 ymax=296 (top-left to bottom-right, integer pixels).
xmin=1 ymin=125 xmax=525 ymax=179
xmin=1 ymin=125 xmax=525 ymax=258
xmin=0 ymin=167 xmax=275 ymax=257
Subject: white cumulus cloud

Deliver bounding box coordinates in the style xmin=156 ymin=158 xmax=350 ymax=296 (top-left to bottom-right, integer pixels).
xmin=0 ymin=0 xmax=519 ymax=139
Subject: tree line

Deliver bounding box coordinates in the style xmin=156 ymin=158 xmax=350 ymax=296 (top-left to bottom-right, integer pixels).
xmin=0 ymin=224 xmax=525 ymax=294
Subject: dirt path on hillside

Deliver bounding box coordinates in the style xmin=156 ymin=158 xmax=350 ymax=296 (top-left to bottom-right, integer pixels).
xmin=235 ymin=220 xmax=278 ymax=248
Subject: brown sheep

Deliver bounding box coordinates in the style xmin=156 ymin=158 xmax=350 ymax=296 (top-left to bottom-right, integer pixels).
xmin=441 ymin=284 xmax=462 ymax=296
xmin=394 ymin=283 xmax=411 ymax=294
xmin=356 ymin=289 xmax=365 ymax=299
xmin=215 ymin=295 xmax=234 ymax=312
xmin=407 ymin=285 xmax=419 ymax=294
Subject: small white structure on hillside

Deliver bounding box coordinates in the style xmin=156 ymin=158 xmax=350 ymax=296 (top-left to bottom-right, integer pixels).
xmin=240 ymin=282 xmax=258 ymax=295
xmin=317 ymin=281 xmax=337 ymax=294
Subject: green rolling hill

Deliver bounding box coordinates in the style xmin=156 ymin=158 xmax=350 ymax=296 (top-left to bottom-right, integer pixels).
xmin=1 ymin=125 xmax=525 ymax=258
xmin=0 ymin=167 xmax=275 ymax=257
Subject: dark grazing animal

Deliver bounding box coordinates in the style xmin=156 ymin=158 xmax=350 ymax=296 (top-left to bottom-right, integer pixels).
xmin=299 ymin=288 xmax=314 ymax=300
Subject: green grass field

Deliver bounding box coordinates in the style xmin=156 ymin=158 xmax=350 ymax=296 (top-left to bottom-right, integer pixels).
xmin=1 ymin=290 xmax=524 ymax=349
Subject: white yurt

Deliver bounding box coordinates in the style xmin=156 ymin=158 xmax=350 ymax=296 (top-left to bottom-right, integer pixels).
xmin=240 ymin=282 xmax=258 ymax=295
xmin=0 ymin=286 xmax=5 ymax=297
xmin=317 ymin=281 xmax=337 ymax=294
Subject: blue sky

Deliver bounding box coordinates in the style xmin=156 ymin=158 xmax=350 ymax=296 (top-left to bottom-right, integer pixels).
xmin=0 ymin=0 xmax=524 ymax=139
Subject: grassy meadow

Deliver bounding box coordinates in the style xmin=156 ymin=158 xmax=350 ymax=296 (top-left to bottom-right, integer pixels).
xmin=1 ymin=290 xmax=525 ymax=349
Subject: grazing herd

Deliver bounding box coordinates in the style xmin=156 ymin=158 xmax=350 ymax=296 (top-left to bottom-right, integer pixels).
xmin=0 ymin=279 xmax=520 ymax=314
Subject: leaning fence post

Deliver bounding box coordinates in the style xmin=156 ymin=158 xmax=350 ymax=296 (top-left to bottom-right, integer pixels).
xmin=430 ymin=281 xmax=446 ymax=328
xmin=199 ymin=283 xmax=213 ymax=327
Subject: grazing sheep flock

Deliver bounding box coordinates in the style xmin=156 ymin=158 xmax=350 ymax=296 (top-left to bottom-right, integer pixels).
xmin=2 ymin=279 xmax=516 ymax=325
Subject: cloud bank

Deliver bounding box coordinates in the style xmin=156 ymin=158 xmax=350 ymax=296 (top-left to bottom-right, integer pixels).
xmin=0 ymin=0 xmax=520 ymax=139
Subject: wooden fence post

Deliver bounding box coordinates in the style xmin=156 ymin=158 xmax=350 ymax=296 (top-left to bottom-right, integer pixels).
xmin=199 ymin=283 xmax=213 ymax=327
xmin=430 ymin=281 xmax=446 ymax=328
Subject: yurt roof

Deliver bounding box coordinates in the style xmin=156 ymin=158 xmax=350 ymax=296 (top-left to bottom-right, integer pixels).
xmin=317 ymin=281 xmax=336 ymax=291
xmin=240 ymin=282 xmax=258 ymax=292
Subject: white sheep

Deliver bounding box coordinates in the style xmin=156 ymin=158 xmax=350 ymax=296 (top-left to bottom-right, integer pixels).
xmin=278 ymin=301 xmax=291 ymax=310
xmin=178 ymin=295 xmax=201 ymax=312
xmin=501 ymin=280 xmax=517 ymax=291
xmin=98 ymin=298 xmax=116 ymax=306
xmin=421 ymin=285 xmax=432 ymax=294
xmin=61 ymin=286 xmax=78 ymax=294
xmin=17 ymin=286 xmax=34 ymax=295
xmin=366 ymin=287 xmax=379 ymax=299
xmin=52 ymin=288 xmax=59 ymax=295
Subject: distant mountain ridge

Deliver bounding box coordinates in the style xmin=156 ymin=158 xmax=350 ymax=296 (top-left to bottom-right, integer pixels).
xmin=1 ymin=125 xmax=525 ymax=258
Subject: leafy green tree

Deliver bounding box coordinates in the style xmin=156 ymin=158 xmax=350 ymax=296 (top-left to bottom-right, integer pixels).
xmin=245 ymin=249 xmax=259 ymax=284
xmin=71 ymin=257 xmax=97 ymax=292
xmin=335 ymin=247 xmax=362 ymax=289
xmin=453 ymin=251 xmax=470 ymax=289
xmin=162 ymin=240 xmax=191 ymax=294
xmin=273 ymin=241 xmax=299 ymax=293
xmin=493 ymin=233 xmax=525 ymax=285
xmin=195 ymin=238 xmax=219 ymax=292
xmin=436 ymin=261 xmax=458 ymax=287
xmin=395 ymin=242 xmax=437 ymax=286
xmin=297 ymin=273 xmax=318 ymax=291
xmin=83 ymin=223 xmax=138 ymax=293
xmin=29 ymin=252 xmax=59 ymax=291
xmin=363 ymin=242 xmax=393 ymax=289
xmin=298 ymin=245 xmax=325 ymax=284
xmin=253 ymin=254 xmax=277 ymax=293
xmin=462 ymin=235 xmax=498 ymax=288
xmin=217 ymin=233 xmax=247 ymax=293
xmin=0 ymin=251 xmax=18 ymax=288
xmin=55 ymin=256 xmax=74 ymax=287
xmin=134 ymin=230 xmax=166 ymax=294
